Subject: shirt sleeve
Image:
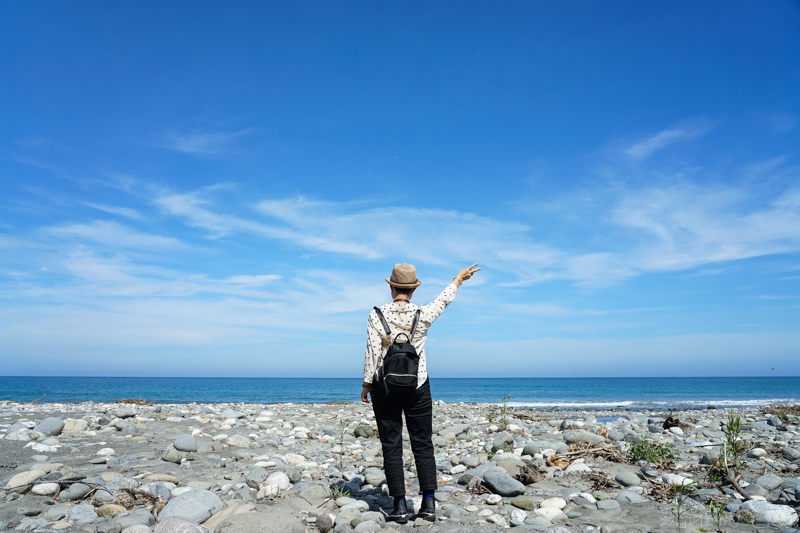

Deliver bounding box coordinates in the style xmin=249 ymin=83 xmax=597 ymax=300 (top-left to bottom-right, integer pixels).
xmin=421 ymin=282 xmax=458 ymax=324
xmin=363 ymin=310 xmax=383 ymax=384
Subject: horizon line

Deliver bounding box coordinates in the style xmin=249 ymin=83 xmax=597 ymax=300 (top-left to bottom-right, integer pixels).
xmin=1 ymin=375 xmax=797 ymax=379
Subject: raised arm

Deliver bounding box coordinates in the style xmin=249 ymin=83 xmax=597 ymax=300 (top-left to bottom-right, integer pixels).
xmin=452 ymin=263 xmax=481 ymax=287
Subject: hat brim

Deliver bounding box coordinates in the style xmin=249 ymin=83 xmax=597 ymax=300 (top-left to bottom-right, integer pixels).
xmin=386 ymin=278 xmax=422 ymax=289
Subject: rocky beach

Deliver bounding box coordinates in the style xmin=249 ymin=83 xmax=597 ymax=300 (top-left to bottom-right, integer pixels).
xmin=1 ymin=399 xmax=799 ymax=533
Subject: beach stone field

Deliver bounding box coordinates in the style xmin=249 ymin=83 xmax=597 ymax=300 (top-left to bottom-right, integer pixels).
xmin=1 ymin=400 xmax=799 ymax=533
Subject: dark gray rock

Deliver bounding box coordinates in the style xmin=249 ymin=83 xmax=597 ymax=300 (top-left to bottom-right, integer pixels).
xmin=482 ymin=470 xmax=525 ymax=497
xmin=115 ymin=421 xmax=138 ymax=434
xmin=615 ymin=491 xmax=644 ymax=504
xmin=756 ymin=473 xmax=784 ymax=491
xmin=522 ymin=443 xmax=541 ymax=456
xmin=60 ymin=483 xmax=93 ymax=501
xmin=597 ymin=500 xmax=620 ymax=510
xmin=33 ymin=418 xmax=64 ymax=437
xmin=162 ymin=445 xmax=183 ymax=464
xmin=67 ymin=504 xmax=98 ymax=525
xmin=781 ymin=447 xmax=800 ymax=462
xmin=107 ymin=457 xmax=139 ymax=469
xmin=607 ymin=429 xmax=624 ymax=441
xmin=614 ymin=471 xmax=640 ymax=487
xmin=700 ymin=451 xmax=719 ymax=465
xmin=492 ymin=432 xmax=514 ymax=452
xmin=354 ymin=425 xmax=374 ymax=438
xmin=115 ymin=509 xmax=155 ymax=528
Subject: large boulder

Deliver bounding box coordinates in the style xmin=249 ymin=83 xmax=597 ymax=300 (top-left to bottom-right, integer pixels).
xmin=738 ymin=501 xmax=798 ymax=528
xmin=564 ymin=430 xmax=606 ymax=445
xmin=173 ymin=435 xmax=198 ymax=453
xmin=5 ymin=470 xmax=46 ymax=491
xmin=33 ymin=418 xmax=64 ymax=437
xmin=158 ymin=490 xmax=223 ymax=524
xmin=483 ymin=470 xmax=525 ymax=497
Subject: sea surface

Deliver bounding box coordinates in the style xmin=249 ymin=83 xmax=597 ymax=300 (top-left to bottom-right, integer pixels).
xmin=1 ymin=376 xmax=798 ymax=409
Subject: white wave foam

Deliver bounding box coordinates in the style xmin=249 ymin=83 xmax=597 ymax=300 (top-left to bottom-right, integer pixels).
xmin=505 ymin=398 xmax=800 ymax=408
xmin=508 ymin=401 xmax=634 ymax=408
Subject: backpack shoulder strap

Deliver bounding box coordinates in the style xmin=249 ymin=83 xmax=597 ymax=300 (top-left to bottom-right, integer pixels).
xmin=373 ymin=307 xmax=392 ymax=337
xmin=409 ymin=309 xmax=421 ymax=340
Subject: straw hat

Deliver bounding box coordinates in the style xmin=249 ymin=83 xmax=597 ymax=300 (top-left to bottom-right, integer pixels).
xmin=386 ymin=262 xmax=422 ymax=289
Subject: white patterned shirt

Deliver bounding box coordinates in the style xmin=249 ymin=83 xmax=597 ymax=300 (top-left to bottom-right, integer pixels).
xmin=363 ymin=283 xmax=458 ymax=388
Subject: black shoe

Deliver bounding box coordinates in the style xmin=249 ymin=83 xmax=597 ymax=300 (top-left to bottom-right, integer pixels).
xmin=387 ymin=498 xmax=409 ymax=524
xmin=418 ymin=496 xmax=436 ymax=522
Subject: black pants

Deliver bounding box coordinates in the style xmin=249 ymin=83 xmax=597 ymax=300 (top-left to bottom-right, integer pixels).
xmin=371 ymin=379 xmax=436 ymax=497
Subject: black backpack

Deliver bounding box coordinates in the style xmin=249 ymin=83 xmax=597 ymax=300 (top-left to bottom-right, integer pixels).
xmin=373 ymin=307 xmax=421 ymax=395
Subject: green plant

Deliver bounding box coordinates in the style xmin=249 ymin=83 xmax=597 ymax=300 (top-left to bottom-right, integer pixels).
xmin=722 ymin=413 xmax=742 ymax=478
xmin=337 ymin=417 xmax=353 ymax=469
xmin=499 ymin=394 xmax=513 ymax=430
xmin=330 ymin=484 xmax=353 ymax=499
xmin=671 ymin=480 xmax=698 ymax=532
xmin=709 ymin=499 xmax=726 ymax=531
xmin=486 ymin=407 xmax=497 ymax=423
xmin=627 ymin=435 xmax=680 ymax=467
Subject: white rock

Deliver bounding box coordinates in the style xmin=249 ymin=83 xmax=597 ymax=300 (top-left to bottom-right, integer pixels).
xmin=486 ymin=515 xmax=507 ymax=527
xmin=748 ymin=448 xmax=767 ymax=458
xmin=485 ymin=494 xmax=502 ymax=505
xmin=96 ymin=447 xmax=116 ymax=456
xmin=226 ymin=434 xmax=251 ymax=448
xmin=257 ymin=472 xmax=292 ymax=499
xmin=534 ymin=507 xmax=565 ymax=520
xmin=31 ymin=483 xmax=60 ymax=496
xmin=564 ymin=463 xmax=592 ymax=474
xmin=449 ymin=464 xmax=467 ymax=475
xmin=6 ymin=430 xmax=31 ymax=441
xmin=212 ymin=434 xmax=228 ymax=441
xmin=669 ymin=427 xmax=684 ymax=435
xmin=478 ymin=509 xmax=493 ymax=517
xmin=63 ymin=419 xmax=89 ymax=432
xmin=571 ymin=492 xmax=596 ymax=504
xmin=510 ymin=509 xmax=527 ymax=522
xmin=25 ymin=442 xmax=58 ymax=453
xmin=283 ymin=453 xmax=305 ymax=466
xmin=661 ymin=474 xmax=694 ymax=486
xmin=740 ymin=501 xmax=798 ymax=527
xmin=540 ymin=497 xmax=566 ymax=509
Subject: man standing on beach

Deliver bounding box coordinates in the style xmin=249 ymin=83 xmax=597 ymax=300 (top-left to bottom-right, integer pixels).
xmin=362 ymin=262 xmax=480 ymax=523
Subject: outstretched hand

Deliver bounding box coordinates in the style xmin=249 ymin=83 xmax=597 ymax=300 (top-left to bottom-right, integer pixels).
xmin=454 ymin=264 xmax=481 ymax=286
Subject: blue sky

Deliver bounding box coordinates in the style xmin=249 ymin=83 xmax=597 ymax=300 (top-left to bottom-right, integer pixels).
xmin=1 ymin=1 xmax=799 ymax=377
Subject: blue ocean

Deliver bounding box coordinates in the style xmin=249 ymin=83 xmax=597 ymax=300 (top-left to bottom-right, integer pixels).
xmin=0 ymin=376 xmax=798 ymax=409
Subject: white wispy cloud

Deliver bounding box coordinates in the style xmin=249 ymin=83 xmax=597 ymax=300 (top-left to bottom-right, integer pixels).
xmin=611 ymin=183 xmax=800 ymax=273
xmin=43 ymin=220 xmax=184 ymax=250
xmin=84 ymin=202 xmax=142 ymax=219
xmin=623 ymin=123 xmax=710 ymax=160
xmin=224 ymin=274 xmax=282 ymax=285
xmin=163 ymin=128 xmax=254 ymax=155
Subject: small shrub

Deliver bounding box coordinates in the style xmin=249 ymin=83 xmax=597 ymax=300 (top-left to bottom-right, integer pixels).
xmin=627 ymin=435 xmax=680 ymax=466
